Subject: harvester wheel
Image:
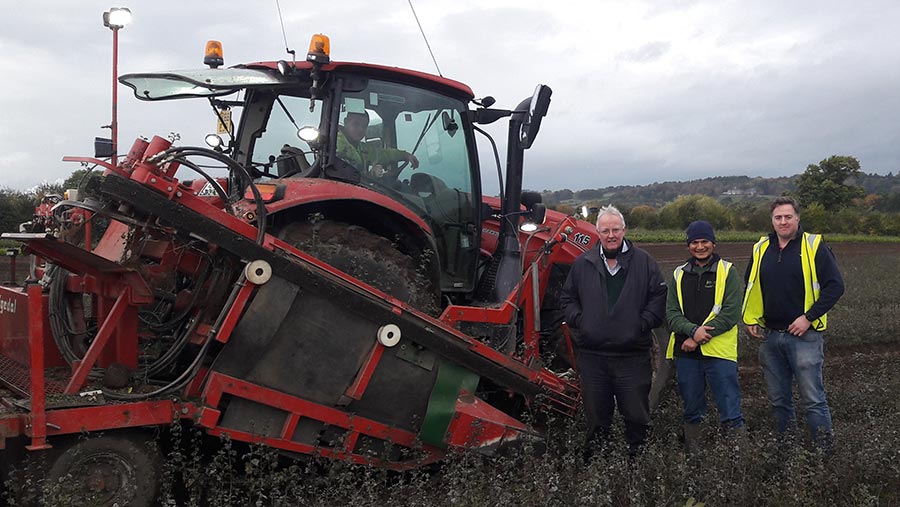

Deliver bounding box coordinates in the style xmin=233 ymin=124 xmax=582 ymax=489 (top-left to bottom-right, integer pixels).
xmin=280 ymin=220 xmax=440 ymax=315
xmin=42 ymin=433 xmax=162 ymax=507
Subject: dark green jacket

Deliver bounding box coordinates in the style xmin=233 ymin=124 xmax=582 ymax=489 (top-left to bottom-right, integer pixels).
xmin=666 ymin=255 xmax=742 ymax=359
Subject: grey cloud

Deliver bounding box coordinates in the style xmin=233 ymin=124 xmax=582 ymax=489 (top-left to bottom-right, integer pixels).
xmin=616 ymin=41 xmax=672 ymax=63
xmin=1 ymin=0 xmax=898 ymax=194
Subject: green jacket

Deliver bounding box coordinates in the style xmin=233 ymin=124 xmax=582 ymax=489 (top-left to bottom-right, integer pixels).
xmin=665 ymin=255 xmax=743 ymax=360
xmin=336 ymin=130 xmax=408 ymax=172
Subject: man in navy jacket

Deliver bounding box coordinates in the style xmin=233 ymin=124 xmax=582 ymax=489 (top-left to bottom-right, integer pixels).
xmin=561 ymin=205 xmax=667 ymax=456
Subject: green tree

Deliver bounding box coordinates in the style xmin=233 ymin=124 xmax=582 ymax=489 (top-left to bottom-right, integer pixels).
xmin=800 ymin=202 xmax=829 ymax=233
xmin=629 ymin=205 xmax=659 ymax=229
xmin=0 ymin=188 xmax=37 ymax=234
xmin=62 ymin=168 xmax=94 ymax=193
xmin=658 ymin=194 xmax=730 ymax=230
xmin=727 ymin=201 xmax=770 ymax=232
xmin=795 ymin=155 xmax=865 ymax=211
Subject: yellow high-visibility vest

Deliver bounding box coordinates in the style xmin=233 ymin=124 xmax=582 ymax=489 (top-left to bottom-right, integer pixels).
xmin=667 ymin=259 xmax=738 ymax=362
xmin=742 ymin=232 xmax=826 ymax=331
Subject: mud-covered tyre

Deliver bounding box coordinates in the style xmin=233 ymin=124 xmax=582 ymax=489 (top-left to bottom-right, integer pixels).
xmin=42 ymin=433 xmax=162 ymax=507
xmin=280 ymin=219 xmax=440 ymax=315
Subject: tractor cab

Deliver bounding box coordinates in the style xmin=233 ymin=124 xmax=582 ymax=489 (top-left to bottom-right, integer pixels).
xmin=121 ymin=36 xmax=486 ymax=296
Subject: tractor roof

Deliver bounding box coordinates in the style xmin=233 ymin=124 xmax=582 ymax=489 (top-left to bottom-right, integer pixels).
xmin=120 ymin=60 xmax=475 ymax=102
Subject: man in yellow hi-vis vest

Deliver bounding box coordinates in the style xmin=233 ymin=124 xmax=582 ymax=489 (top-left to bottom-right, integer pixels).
xmin=666 ymin=221 xmax=745 ymax=454
xmin=743 ymin=196 xmax=844 ymax=451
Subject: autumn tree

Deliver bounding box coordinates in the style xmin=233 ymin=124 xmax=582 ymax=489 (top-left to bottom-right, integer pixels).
xmin=795 ymin=155 xmax=865 ymax=211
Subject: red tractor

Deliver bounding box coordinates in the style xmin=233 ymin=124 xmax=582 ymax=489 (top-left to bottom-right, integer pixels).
xmin=0 ymin=35 xmax=601 ymax=505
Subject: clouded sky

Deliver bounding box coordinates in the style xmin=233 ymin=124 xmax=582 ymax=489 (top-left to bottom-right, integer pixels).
xmin=2 ymin=0 xmax=899 ymax=194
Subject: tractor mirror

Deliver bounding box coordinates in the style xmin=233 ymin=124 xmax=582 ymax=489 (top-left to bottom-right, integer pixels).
xmin=530 ymin=203 xmax=547 ymax=226
xmin=441 ymin=111 xmax=458 ymax=137
xmin=518 ymin=84 xmax=552 ymax=150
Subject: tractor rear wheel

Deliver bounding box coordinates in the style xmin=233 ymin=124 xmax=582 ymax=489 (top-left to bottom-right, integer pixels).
xmin=280 ymin=219 xmax=440 ymax=315
xmin=42 ymin=433 xmax=162 ymax=507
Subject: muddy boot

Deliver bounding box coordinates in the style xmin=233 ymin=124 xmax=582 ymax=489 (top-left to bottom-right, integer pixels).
xmin=683 ymin=423 xmax=702 ymax=455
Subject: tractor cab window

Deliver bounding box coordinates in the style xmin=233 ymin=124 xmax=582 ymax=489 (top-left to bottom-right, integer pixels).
xmin=338 ymin=79 xmax=479 ymax=292
xmin=251 ymin=96 xmax=323 ymax=177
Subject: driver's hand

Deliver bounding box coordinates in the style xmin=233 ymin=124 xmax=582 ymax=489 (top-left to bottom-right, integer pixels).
xmin=406 ymin=153 xmax=420 ymax=169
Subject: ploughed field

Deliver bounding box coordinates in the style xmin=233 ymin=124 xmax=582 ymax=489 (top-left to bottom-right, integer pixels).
xmin=640 ymin=240 xmax=900 ymax=268
xmin=3 ymin=244 xmax=900 ymax=506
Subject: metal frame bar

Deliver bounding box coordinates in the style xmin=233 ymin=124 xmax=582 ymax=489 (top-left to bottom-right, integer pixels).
xmin=342 ymin=341 xmax=386 ymax=402
xmin=64 ymin=287 xmax=131 ymax=394
xmin=199 ymin=372 xmax=444 ymax=470
xmin=26 ymin=283 xmax=50 ymax=450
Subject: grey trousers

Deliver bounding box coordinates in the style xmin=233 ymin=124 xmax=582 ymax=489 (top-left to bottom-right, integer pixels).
xmin=649 ymin=327 xmax=676 ymax=411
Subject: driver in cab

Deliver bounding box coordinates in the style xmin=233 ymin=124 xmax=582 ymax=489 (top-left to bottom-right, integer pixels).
xmin=336 ymin=111 xmax=419 ymax=177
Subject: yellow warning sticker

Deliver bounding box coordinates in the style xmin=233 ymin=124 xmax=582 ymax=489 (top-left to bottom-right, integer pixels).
xmin=216 ymin=107 xmax=232 ymax=134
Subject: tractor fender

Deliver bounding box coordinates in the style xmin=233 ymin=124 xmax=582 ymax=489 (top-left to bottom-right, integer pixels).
xmin=254 ymin=179 xmax=440 ymax=288
xmin=257 ymin=178 xmax=432 ymax=235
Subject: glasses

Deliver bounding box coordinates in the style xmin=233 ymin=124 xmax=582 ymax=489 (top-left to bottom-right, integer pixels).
xmin=598 ymin=227 xmax=624 ymax=236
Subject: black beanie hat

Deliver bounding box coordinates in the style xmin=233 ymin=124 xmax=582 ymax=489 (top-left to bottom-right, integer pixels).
xmin=685 ymin=220 xmax=716 ymax=244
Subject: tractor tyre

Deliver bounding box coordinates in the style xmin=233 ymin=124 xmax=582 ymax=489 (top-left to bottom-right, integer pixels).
xmin=42 ymin=433 xmax=162 ymax=507
xmin=280 ymin=219 xmax=440 ymax=315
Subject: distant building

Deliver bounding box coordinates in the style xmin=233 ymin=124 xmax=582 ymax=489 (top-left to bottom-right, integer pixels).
xmin=722 ymin=188 xmax=758 ymax=196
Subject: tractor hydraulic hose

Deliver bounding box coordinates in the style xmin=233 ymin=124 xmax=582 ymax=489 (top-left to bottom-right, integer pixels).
xmin=170 ymin=158 xmax=235 ymax=215
xmin=154 ymin=146 xmax=267 ymax=245
xmin=104 ymin=271 xmax=247 ymax=401
xmin=144 ymin=256 xmax=231 ymax=378
xmin=52 ymin=199 xmax=150 ymax=230
xmin=47 ymin=265 xmax=92 ymax=367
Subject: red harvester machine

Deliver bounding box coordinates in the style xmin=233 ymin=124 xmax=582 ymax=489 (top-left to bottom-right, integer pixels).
xmin=0 ymin=34 xmax=600 ymax=504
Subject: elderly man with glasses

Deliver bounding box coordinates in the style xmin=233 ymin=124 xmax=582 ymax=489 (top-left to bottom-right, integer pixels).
xmin=561 ymin=205 xmax=667 ymax=457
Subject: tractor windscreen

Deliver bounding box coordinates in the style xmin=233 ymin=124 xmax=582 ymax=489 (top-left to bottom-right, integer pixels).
xmin=250 ymin=95 xmax=323 ymax=175
xmin=120 ymin=68 xmax=292 ymax=101
xmin=337 ymin=78 xmax=479 ymax=291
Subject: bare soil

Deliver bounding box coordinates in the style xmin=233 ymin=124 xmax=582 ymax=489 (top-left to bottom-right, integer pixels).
xmin=639 ymin=241 xmax=900 ymax=269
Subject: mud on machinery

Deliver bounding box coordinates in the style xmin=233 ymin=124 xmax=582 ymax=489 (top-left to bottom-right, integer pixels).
xmin=0 ymin=34 xmax=602 ymax=503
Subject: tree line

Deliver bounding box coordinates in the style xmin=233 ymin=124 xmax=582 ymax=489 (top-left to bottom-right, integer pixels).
xmin=545 ymin=156 xmax=900 ymax=237
xmin=1 ymin=158 xmax=898 ymax=237
xmin=0 ymin=170 xmax=88 ymax=235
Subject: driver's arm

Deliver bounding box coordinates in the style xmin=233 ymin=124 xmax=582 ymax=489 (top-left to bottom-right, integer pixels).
xmin=372 ymin=147 xmax=418 ymax=169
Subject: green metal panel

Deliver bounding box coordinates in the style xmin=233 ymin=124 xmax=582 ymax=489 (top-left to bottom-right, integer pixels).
xmin=419 ymin=361 xmax=479 ymax=447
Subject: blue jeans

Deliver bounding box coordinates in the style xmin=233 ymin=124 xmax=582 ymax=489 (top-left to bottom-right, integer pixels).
xmin=758 ymin=329 xmax=833 ymax=443
xmin=675 ymin=356 xmax=744 ymax=428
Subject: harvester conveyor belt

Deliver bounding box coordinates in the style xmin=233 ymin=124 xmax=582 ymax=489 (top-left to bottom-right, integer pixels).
xmin=99 ymin=174 xmax=544 ymax=398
